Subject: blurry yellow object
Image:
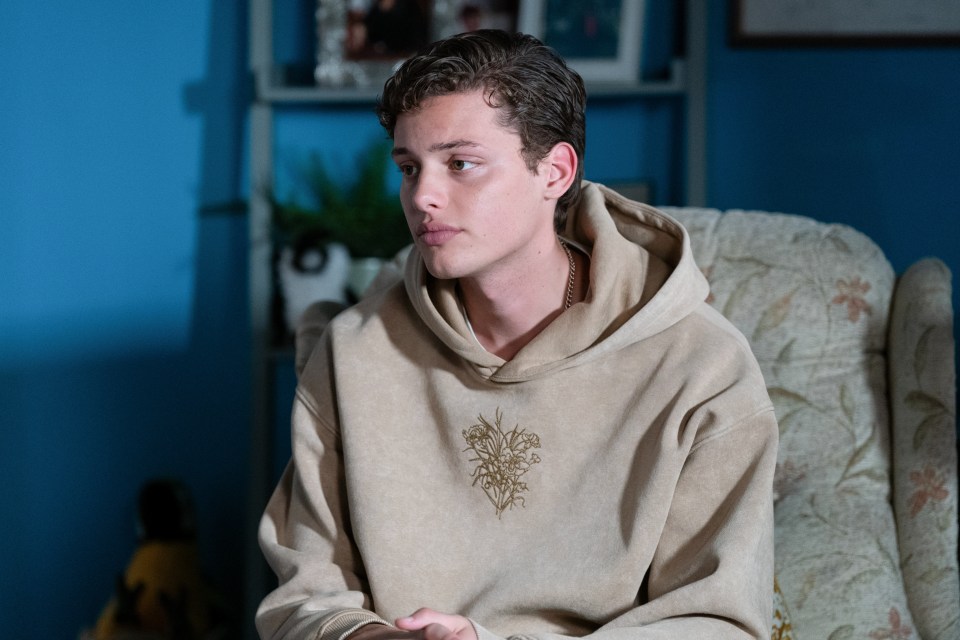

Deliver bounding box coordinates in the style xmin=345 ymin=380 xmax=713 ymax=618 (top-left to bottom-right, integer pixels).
xmin=89 ymin=478 xmax=222 ymax=639
xmin=93 ymin=539 xmax=214 ymax=639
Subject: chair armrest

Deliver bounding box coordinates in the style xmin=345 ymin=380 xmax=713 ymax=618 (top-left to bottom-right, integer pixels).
xmin=888 ymin=258 xmax=959 ymax=640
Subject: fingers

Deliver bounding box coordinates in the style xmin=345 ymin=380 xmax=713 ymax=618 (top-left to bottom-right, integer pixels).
xmin=396 ymin=608 xmax=444 ymax=630
xmin=395 ymin=609 xmax=477 ymax=640
xmin=424 ymin=622 xmax=459 ymax=640
xmin=347 ymin=621 xmax=454 ymax=640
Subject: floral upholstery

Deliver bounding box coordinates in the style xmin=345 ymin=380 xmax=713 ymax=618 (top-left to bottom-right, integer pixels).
xmin=889 ymin=260 xmax=958 ymax=640
xmin=666 ymin=207 xmax=959 ymax=640
xmin=772 ymin=576 xmax=796 ymax=640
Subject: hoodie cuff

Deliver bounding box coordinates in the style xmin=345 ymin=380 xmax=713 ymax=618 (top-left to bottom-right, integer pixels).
xmin=470 ymin=620 xmax=508 ymax=640
xmin=319 ymin=608 xmax=389 ymax=640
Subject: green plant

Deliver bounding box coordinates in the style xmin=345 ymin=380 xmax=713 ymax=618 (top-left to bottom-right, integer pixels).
xmin=271 ymin=140 xmax=411 ymax=260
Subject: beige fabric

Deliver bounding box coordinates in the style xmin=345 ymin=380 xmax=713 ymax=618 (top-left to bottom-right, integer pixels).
xmin=258 ymin=189 xmax=778 ymax=640
xmin=666 ymin=206 xmax=958 ymax=640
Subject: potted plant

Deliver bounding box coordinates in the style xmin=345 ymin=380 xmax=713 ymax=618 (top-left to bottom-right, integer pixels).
xmin=270 ymin=140 xmax=411 ymax=334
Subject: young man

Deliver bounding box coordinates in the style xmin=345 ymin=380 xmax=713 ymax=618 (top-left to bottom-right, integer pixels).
xmin=257 ymin=30 xmax=777 ymax=640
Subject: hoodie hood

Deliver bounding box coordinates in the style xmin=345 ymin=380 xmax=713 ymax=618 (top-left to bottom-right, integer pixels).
xmin=405 ymin=181 xmax=710 ymax=382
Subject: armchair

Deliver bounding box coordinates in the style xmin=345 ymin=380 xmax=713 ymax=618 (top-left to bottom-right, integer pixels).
xmin=662 ymin=207 xmax=958 ymax=639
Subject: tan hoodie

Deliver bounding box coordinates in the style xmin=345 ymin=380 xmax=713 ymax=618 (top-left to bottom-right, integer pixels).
xmin=257 ymin=182 xmax=778 ymax=640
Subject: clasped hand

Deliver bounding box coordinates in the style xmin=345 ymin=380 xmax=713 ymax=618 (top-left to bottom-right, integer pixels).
xmin=349 ymin=608 xmax=479 ymax=640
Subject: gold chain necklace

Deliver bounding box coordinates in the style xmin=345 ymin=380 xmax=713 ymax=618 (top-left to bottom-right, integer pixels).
xmin=559 ymin=238 xmax=576 ymax=309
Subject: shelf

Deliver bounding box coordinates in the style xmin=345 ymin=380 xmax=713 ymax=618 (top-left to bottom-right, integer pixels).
xmin=258 ymin=80 xmax=686 ymax=105
xmin=254 ymin=60 xmax=688 ymax=105
xmin=584 ymin=78 xmax=686 ymax=98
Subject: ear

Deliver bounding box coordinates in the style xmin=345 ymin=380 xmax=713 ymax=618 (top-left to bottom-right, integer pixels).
xmin=541 ymin=142 xmax=578 ymax=200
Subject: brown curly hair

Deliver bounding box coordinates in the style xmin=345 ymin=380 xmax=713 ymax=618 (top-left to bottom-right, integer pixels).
xmin=376 ymin=29 xmax=586 ymax=230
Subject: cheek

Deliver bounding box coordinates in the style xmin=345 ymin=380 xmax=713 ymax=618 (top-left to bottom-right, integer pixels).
xmin=398 ymin=182 xmax=412 ymax=208
xmin=399 ymin=194 xmax=418 ymax=231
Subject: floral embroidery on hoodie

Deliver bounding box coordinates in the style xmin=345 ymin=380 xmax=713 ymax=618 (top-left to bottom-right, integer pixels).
xmin=463 ymin=408 xmax=542 ymax=518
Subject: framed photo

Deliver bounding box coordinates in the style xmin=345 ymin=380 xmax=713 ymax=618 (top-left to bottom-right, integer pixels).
xmin=315 ymin=0 xmax=521 ymax=88
xmin=519 ymin=0 xmax=644 ymax=84
xmin=344 ymin=0 xmax=432 ymax=61
xmin=444 ymin=1 xmax=521 ymax=33
xmin=731 ymin=0 xmax=960 ymax=46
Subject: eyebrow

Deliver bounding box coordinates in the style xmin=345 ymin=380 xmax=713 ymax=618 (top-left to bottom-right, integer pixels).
xmin=392 ymin=139 xmax=482 ymax=157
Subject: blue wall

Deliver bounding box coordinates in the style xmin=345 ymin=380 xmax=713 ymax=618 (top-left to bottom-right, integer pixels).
xmin=1 ymin=2 xmax=956 ymax=639
xmin=705 ymin=5 xmax=960 ymax=343
xmin=1 ymin=1 xmax=250 ymax=636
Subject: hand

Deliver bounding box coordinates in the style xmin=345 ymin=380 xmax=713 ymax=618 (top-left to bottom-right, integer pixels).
xmin=347 ymin=608 xmax=478 ymax=640
xmin=396 ymin=609 xmax=478 ymax=640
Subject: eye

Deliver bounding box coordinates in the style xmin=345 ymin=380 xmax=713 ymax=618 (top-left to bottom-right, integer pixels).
xmin=398 ymin=163 xmax=419 ymax=177
xmin=451 ymin=159 xmax=478 ymax=171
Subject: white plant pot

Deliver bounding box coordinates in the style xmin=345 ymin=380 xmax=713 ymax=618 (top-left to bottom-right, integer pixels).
xmin=278 ymin=243 xmax=351 ymax=334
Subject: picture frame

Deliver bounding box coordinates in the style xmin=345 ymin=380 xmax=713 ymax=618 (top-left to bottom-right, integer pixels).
xmin=519 ymin=0 xmax=644 ymax=84
xmin=731 ymin=0 xmax=960 ymax=46
xmin=315 ymin=0 xmax=521 ymax=88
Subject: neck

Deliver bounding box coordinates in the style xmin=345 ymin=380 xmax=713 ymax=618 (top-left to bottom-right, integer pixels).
xmin=459 ymin=237 xmax=584 ymax=360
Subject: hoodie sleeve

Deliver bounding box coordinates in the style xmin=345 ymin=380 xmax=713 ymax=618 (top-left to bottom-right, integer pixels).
xmin=256 ymin=377 xmax=389 ymax=640
xmin=474 ymin=406 xmax=779 ymax=640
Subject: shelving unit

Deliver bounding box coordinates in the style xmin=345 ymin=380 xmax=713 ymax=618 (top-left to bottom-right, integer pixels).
xmin=244 ymin=2 xmax=708 ymax=636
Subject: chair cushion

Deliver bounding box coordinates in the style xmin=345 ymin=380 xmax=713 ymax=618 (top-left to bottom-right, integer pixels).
xmin=665 ymin=207 xmax=914 ymax=640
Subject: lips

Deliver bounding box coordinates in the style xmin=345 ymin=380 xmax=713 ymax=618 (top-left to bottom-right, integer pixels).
xmin=417 ymin=222 xmax=461 ymax=246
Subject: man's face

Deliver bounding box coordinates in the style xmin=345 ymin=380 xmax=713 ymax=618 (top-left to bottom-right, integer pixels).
xmin=391 ymin=90 xmax=558 ymax=283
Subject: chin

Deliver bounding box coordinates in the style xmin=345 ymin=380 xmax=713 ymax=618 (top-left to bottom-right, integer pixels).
xmin=421 ymin=261 xmax=459 ymax=281
xmin=418 ymin=251 xmax=466 ymax=281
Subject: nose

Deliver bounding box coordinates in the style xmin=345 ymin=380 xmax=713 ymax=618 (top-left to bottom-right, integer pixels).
xmin=409 ymin=166 xmax=447 ymax=213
